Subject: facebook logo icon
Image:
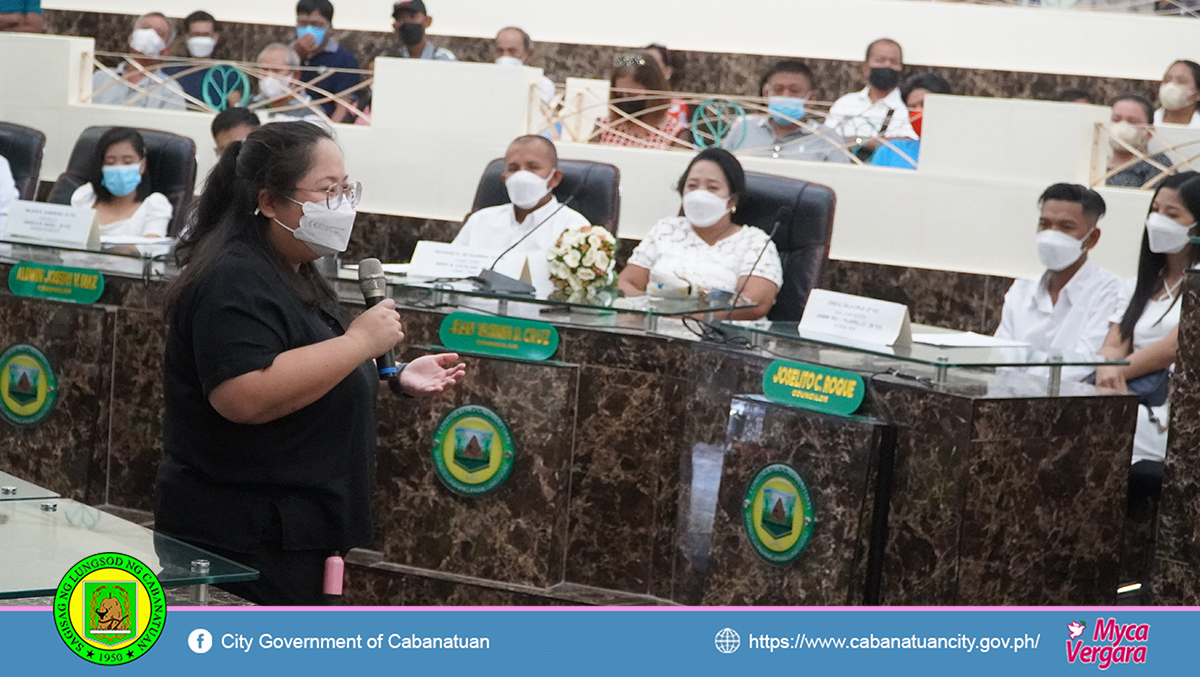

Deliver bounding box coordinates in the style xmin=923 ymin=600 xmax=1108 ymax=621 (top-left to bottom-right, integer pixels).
xmin=188 ymin=629 xmax=213 ymax=654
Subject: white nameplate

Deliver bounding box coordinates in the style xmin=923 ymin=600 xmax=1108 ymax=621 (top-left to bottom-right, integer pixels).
xmin=408 ymin=240 xmax=530 ymax=282
xmin=3 ymin=201 xmax=99 ymax=249
xmin=799 ymin=289 xmax=912 ymax=347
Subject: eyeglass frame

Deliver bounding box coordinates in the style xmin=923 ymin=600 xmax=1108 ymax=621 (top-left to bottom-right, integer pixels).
xmin=292 ymin=180 xmax=362 ymax=210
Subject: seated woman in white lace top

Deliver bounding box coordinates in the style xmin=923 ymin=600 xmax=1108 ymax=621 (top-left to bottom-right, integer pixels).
xmin=70 ymin=127 xmax=173 ymax=239
xmin=618 ymin=148 xmax=783 ymax=320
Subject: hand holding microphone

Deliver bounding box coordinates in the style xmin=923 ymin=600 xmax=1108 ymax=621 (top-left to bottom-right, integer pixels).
xmin=356 ymin=258 xmax=467 ymax=396
xmin=346 ymin=298 xmax=404 ymax=364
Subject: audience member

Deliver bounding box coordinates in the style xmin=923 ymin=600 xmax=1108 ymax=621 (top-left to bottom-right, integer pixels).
xmin=1056 ymin=88 xmax=1094 ymax=104
xmin=494 ymin=27 xmax=554 ymax=105
xmin=1096 ymin=171 xmax=1200 ymax=509
xmin=0 ymin=0 xmax=42 ymax=33
xmin=597 ymin=52 xmax=687 ymax=150
xmin=452 ymin=136 xmax=589 ymax=296
xmin=1156 ymin=60 xmax=1200 ymax=128
xmin=994 ymin=184 xmax=1120 ymax=382
xmin=163 ymin=11 xmax=245 ymax=108
xmin=388 ymin=0 xmax=456 ymax=61
xmin=0 ymin=155 xmax=18 ymax=224
xmin=250 ymin=43 xmax=319 ymax=119
xmin=211 ymin=106 xmax=261 ymax=157
xmin=871 ymin=71 xmax=951 ymax=169
xmin=293 ymin=0 xmax=359 ymax=122
xmin=70 ymin=127 xmax=173 ymax=238
xmin=1107 ymin=94 xmax=1174 ymax=188
xmin=826 ymin=38 xmax=917 ymax=153
xmin=91 ymin=13 xmax=186 ymax=110
xmin=619 ymin=148 xmax=782 ymax=320
xmin=721 ymin=60 xmax=849 ymax=163
xmin=643 ymin=43 xmax=688 ymax=128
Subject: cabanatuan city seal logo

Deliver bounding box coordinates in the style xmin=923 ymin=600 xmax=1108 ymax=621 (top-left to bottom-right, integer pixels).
xmin=54 ymin=553 xmax=166 ymax=665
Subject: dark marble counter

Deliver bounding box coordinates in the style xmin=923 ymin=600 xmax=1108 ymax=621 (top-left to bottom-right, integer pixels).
xmin=0 ymin=262 xmax=1139 ymax=606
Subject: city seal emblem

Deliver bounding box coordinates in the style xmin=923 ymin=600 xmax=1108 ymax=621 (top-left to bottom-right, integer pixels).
xmin=0 ymin=344 xmax=57 ymax=426
xmin=431 ymin=405 xmax=516 ymax=496
xmin=742 ymin=463 xmax=815 ymax=565
xmin=54 ymin=553 xmax=166 ymax=665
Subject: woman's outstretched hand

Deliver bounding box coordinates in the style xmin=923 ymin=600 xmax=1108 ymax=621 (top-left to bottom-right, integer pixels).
xmin=400 ymin=353 xmax=466 ymax=395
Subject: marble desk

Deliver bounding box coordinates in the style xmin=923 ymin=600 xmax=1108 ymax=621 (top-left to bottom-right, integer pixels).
xmin=0 ymin=260 xmax=1139 ymax=606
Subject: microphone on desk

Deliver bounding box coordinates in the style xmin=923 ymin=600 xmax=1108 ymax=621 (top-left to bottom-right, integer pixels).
xmin=358 ymin=257 xmax=405 ymax=395
xmin=470 ymin=166 xmax=595 ymax=295
xmin=725 ymin=200 xmax=798 ymax=319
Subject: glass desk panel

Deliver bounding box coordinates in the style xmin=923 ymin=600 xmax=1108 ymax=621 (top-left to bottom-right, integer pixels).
xmin=730 ymin=322 xmax=1129 ymax=369
xmin=0 ymin=471 xmax=59 ymax=502
xmin=0 ymin=239 xmax=177 ymax=280
xmin=0 ymin=499 xmax=257 ymax=600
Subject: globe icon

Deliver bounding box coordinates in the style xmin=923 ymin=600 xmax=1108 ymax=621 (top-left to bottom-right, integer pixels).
xmin=715 ymin=628 xmax=740 ymax=654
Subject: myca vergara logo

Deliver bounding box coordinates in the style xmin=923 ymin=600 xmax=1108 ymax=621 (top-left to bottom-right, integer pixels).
xmin=0 ymin=344 xmax=57 ymax=426
xmin=1065 ymin=618 xmax=1149 ymax=670
xmin=54 ymin=553 xmax=166 ymax=665
xmin=742 ymin=463 xmax=815 ymax=565
xmin=431 ymin=405 xmax=515 ymax=496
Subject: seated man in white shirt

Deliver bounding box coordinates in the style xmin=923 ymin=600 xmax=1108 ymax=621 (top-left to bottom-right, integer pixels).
xmin=995 ymin=183 xmax=1121 ymax=382
xmin=453 ymin=135 xmax=589 ymax=295
xmin=825 ymin=38 xmax=917 ymax=154
xmin=90 ymin=12 xmax=187 ymax=111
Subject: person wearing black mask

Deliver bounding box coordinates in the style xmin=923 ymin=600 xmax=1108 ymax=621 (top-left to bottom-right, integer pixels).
xmin=388 ymin=0 xmax=456 ymax=61
xmin=826 ymin=38 xmax=917 ymax=155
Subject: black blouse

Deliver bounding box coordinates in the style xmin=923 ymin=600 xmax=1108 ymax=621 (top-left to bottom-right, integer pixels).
xmin=156 ymin=244 xmax=377 ymax=553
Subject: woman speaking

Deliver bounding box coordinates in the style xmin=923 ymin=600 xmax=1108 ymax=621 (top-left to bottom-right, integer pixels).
xmin=156 ymin=122 xmax=464 ymax=605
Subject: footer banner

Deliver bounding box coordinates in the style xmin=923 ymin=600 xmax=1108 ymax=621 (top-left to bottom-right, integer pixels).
xmin=1 ymin=606 xmax=1195 ymax=675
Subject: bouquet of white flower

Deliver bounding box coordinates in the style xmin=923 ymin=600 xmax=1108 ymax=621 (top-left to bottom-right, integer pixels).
xmin=546 ymin=225 xmax=618 ymax=303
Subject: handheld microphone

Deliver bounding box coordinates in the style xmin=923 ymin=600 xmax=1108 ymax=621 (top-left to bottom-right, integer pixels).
xmin=471 ymin=167 xmax=595 ymax=294
xmin=357 ymin=258 xmax=404 ymax=395
xmin=725 ymin=200 xmax=798 ymax=320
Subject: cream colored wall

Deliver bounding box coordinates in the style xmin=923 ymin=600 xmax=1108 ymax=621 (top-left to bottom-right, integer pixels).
xmin=43 ymin=0 xmax=1200 ymax=80
xmin=0 ymin=33 xmax=1155 ymax=280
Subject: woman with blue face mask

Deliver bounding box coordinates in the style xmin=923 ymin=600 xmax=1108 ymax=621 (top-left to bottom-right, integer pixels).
xmin=70 ymin=127 xmax=173 ymax=238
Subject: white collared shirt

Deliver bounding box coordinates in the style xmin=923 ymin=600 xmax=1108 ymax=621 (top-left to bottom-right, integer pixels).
xmin=452 ymin=196 xmax=590 ymax=295
xmin=825 ymin=86 xmax=918 ymax=140
xmin=994 ymin=260 xmax=1121 ymax=381
xmin=1153 ymin=108 xmax=1200 ymax=128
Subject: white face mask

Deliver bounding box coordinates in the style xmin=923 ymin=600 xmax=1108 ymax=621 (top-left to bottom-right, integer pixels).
xmin=130 ymin=28 xmax=166 ymax=57
xmin=258 ymin=76 xmax=291 ymax=100
xmin=1160 ymin=82 xmax=1195 ymax=112
xmin=1108 ymin=121 xmax=1146 ymax=152
xmin=682 ymin=190 xmax=731 ymax=228
xmin=186 ymin=36 xmax=216 ymax=58
xmin=505 ymin=170 xmax=552 ymax=210
xmin=1145 ymin=212 xmax=1196 ymax=254
xmin=1036 ymin=227 xmax=1093 ymax=272
xmin=274 ymin=199 xmax=357 ymax=258
xmin=495 ymin=56 xmax=524 ymax=67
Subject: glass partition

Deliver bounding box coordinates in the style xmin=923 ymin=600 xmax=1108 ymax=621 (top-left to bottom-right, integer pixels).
xmin=0 ymin=238 xmax=177 ymax=280
xmin=727 ymin=320 xmax=1127 ymax=384
xmin=0 ymin=471 xmax=59 ymax=502
xmin=0 ymin=499 xmax=257 ymax=600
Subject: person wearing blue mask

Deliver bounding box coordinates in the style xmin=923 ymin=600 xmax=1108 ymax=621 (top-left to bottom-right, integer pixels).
xmin=292 ymin=0 xmax=360 ymax=123
xmin=70 ymin=127 xmax=173 ymax=239
xmin=721 ymin=60 xmax=851 ymax=163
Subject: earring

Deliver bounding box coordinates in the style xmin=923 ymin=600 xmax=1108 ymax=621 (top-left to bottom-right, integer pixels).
xmin=253 ymin=207 xmax=261 ymax=216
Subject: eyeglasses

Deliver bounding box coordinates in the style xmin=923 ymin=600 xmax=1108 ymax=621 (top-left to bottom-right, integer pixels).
xmin=613 ymin=54 xmax=647 ymax=68
xmin=294 ymin=181 xmax=362 ymax=210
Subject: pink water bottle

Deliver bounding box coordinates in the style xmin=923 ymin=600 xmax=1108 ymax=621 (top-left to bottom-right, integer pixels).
xmin=323 ymin=554 xmax=344 ymax=602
